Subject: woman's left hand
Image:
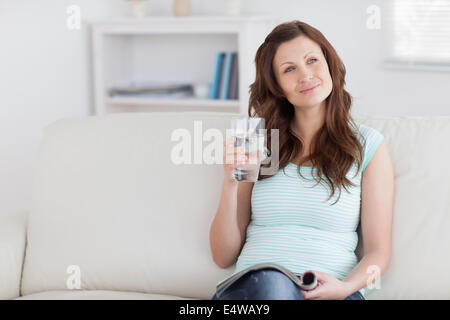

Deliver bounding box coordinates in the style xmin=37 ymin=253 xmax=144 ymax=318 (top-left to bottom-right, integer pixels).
xmin=300 ymin=271 xmax=352 ymax=300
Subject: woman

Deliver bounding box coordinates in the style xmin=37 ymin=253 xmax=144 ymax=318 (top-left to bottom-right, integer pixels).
xmin=209 ymin=20 xmax=394 ymax=300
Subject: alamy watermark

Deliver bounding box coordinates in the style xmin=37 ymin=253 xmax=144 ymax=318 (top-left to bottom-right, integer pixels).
xmin=366 ymin=265 xmax=381 ymax=290
xmin=66 ymin=5 xmax=81 ymax=30
xmin=170 ymin=120 xmax=280 ymax=176
xmin=66 ymin=264 xmax=81 ymax=289
xmin=366 ymin=5 xmax=381 ymax=30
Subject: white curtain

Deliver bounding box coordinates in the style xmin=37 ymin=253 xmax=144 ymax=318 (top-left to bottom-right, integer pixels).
xmin=384 ymin=0 xmax=450 ymax=66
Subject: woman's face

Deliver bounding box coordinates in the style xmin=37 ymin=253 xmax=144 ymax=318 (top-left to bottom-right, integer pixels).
xmin=272 ymin=35 xmax=333 ymax=109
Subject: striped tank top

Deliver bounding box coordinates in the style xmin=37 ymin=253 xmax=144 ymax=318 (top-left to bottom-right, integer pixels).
xmin=234 ymin=122 xmax=385 ymax=298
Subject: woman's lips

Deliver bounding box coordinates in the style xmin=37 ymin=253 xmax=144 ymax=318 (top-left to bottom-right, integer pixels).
xmin=300 ymin=84 xmax=320 ymax=94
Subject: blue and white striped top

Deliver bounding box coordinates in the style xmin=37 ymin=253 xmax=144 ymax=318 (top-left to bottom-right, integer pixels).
xmin=234 ymin=123 xmax=385 ymax=298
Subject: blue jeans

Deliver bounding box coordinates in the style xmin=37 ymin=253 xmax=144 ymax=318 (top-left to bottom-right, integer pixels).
xmin=211 ymin=269 xmax=364 ymax=300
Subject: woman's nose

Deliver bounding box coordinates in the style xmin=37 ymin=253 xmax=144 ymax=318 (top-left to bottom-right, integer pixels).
xmin=296 ymin=66 xmax=313 ymax=83
xmin=297 ymin=72 xmax=313 ymax=85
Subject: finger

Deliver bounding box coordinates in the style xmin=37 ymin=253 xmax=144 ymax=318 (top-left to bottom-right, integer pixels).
xmin=224 ymin=159 xmax=247 ymax=167
xmin=247 ymin=150 xmax=262 ymax=159
xmin=224 ymin=152 xmax=247 ymax=163
xmin=224 ymin=144 xmax=246 ymax=153
xmin=300 ymin=290 xmax=308 ymax=299
xmin=302 ymin=285 xmax=323 ymax=300
xmin=224 ymin=152 xmax=247 ymax=160
xmin=234 ymin=159 xmax=248 ymax=167
xmin=250 ymin=152 xmax=264 ymax=163
xmin=301 ymin=289 xmax=314 ymax=299
xmin=225 ymin=147 xmax=246 ymax=155
xmin=304 ymin=292 xmax=319 ymax=300
xmin=309 ymin=270 xmax=329 ymax=282
xmin=223 ymin=152 xmax=247 ymax=164
xmin=224 ymin=150 xmax=247 ymax=163
xmin=224 ymin=136 xmax=236 ymax=146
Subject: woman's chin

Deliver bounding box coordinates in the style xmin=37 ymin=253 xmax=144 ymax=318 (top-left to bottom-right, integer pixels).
xmin=291 ymin=98 xmax=327 ymax=109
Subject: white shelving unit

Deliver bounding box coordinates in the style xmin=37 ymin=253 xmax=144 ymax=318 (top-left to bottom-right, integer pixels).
xmin=91 ymin=16 xmax=279 ymax=115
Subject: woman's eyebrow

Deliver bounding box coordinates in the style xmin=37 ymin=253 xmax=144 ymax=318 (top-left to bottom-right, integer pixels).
xmin=279 ymin=51 xmax=318 ymax=67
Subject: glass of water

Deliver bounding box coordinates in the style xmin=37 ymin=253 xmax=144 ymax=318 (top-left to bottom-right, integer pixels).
xmin=230 ymin=117 xmax=269 ymax=182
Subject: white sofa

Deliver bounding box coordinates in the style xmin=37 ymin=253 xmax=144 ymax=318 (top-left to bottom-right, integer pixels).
xmin=1 ymin=112 xmax=450 ymax=300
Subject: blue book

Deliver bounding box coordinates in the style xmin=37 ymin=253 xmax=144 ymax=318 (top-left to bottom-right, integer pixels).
xmin=210 ymin=52 xmax=225 ymax=100
xmin=219 ymin=52 xmax=233 ymax=100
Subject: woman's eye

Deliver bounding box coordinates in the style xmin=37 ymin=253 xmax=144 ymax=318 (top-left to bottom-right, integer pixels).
xmin=284 ymin=59 xmax=317 ymax=73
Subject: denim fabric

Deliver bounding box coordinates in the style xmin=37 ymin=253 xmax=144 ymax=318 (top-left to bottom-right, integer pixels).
xmin=211 ymin=269 xmax=365 ymax=300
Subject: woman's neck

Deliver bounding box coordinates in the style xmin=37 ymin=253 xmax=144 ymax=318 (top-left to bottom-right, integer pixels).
xmin=290 ymin=103 xmax=325 ymax=143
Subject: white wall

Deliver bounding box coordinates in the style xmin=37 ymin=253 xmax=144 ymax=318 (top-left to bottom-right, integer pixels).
xmin=0 ymin=0 xmax=129 ymax=217
xmin=1 ymin=0 xmax=449 ymax=216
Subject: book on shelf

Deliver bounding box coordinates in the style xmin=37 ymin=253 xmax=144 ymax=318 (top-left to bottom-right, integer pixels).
xmin=106 ymin=50 xmax=239 ymax=101
xmin=219 ymin=52 xmax=233 ymax=100
xmin=210 ymin=53 xmax=224 ymax=99
xmin=228 ymin=52 xmax=239 ymax=100
xmin=108 ymin=82 xmax=194 ymax=97
xmin=210 ymin=51 xmax=238 ymax=100
xmin=112 ymin=91 xmax=193 ymax=99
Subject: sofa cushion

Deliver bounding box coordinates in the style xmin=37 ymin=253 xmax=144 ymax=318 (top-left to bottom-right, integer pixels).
xmin=15 ymin=290 xmax=191 ymax=300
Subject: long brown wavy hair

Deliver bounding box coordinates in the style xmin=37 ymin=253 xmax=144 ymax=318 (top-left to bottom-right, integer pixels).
xmin=249 ymin=20 xmax=365 ymax=205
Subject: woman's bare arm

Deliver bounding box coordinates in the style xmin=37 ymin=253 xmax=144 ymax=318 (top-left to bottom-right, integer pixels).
xmin=209 ymin=180 xmax=253 ymax=269
xmin=342 ymin=141 xmax=394 ymax=293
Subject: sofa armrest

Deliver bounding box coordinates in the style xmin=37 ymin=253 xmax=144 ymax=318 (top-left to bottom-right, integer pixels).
xmin=0 ymin=210 xmax=28 ymax=300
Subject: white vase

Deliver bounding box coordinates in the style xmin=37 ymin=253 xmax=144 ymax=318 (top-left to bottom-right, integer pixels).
xmin=173 ymin=0 xmax=191 ymax=17
xmin=129 ymin=0 xmax=147 ymax=19
xmin=224 ymin=0 xmax=241 ymax=16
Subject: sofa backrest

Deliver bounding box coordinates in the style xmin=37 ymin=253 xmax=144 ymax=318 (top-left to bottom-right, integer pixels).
xmin=22 ymin=112 xmax=235 ymax=299
xmin=21 ymin=112 xmax=450 ymax=299
xmin=355 ymin=115 xmax=450 ymax=299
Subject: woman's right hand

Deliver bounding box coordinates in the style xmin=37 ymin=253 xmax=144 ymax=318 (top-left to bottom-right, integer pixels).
xmin=223 ymin=136 xmax=247 ymax=184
